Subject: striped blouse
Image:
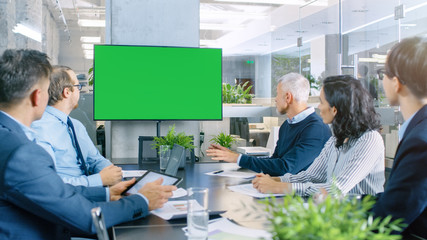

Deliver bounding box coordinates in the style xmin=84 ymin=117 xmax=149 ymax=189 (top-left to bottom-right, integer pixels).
xmin=280 ymin=130 xmax=385 ymax=196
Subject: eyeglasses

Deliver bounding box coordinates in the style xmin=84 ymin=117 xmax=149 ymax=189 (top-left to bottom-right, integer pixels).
xmin=377 ymin=68 xmax=386 ymax=81
xmin=73 ymin=84 xmax=83 ymax=90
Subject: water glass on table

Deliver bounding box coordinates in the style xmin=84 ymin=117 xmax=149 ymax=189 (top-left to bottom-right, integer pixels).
xmin=187 ymin=187 xmax=209 ymax=240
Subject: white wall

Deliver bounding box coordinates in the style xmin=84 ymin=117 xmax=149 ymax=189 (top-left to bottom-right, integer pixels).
xmin=104 ymin=0 xmax=201 ymax=161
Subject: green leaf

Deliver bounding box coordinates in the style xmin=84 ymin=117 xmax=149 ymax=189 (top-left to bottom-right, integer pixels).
xmin=151 ymin=124 xmax=195 ymax=153
xmin=261 ymin=192 xmax=405 ymax=239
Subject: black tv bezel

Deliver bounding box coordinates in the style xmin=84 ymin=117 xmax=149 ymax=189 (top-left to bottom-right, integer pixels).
xmin=93 ymin=44 xmax=223 ymax=121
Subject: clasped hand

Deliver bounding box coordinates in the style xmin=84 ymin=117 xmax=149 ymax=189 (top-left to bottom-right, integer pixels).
xmin=252 ymin=173 xmax=291 ymax=194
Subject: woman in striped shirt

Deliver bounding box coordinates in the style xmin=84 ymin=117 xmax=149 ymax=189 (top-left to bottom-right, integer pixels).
xmin=252 ymin=75 xmax=385 ymax=196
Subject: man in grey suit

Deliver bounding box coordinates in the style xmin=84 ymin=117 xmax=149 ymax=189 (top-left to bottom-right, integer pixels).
xmin=0 ymin=49 xmax=176 ymax=240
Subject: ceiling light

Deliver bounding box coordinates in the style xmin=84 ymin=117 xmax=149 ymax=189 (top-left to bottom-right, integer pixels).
xmin=84 ymin=53 xmax=94 ymax=60
xmin=83 ymin=49 xmax=94 ymax=60
xmin=80 ymin=36 xmax=101 ymax=43
xmin=200 ymin=23 xmax=245 ymax=31
xmin=372 ymin=54 xmax=387 ymax=59
xmin=359 ymin=57 xmax=386 ymax=64
xmin=12 ymin=24 xmax=41 ymax=42
xmin=82 ymin=44 xmax=94 ymax=50
xmin=78 ymin=19 xmax=105 ymax=27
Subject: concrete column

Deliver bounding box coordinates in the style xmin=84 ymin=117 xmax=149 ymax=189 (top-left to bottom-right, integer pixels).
xmin=0 ymin=0 xmax=16 ymax=53
xmin=42 ymin=4 xmax=60 ymax=64
xmin=310 ymin=36 xmax=325 ymax=80
xmin=14 ymin=0 xmax=42 ymax=50
xmin=255 ymin=54 xmax=271 ymax=98
xmin=104 ymin=0 xmax=200 ymax=160
xmin=325 ymin=34 xmax=340 ymax=76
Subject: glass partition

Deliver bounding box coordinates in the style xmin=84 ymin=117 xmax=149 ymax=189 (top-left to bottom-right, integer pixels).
xmin=201 ymin=0 xmax=427 ymax=156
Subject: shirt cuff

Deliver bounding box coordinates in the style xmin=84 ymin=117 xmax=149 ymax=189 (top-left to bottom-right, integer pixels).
xmin=280 ymin=173 xmax=291 ymax=182
xmin=136 ymin=193 xmax=149 ymax=206
xmin=106 ymin=187 xmax=110 ymax=202
xmin=87 ymin=173 xmax=103 ymax=187
xmin=291 ymin=182 xmax=306 ymax=196
xmin=236 ymin=154 xmax=243 ymax=165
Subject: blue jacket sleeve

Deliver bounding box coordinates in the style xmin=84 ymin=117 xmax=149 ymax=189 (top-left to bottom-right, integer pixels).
xmin=239 ymin=122 xmax=330 ymax=176
xmin=373 ymin=133 xmax=427 ymax=235
xmin=3 ymin=143 xmax=148 ymax=235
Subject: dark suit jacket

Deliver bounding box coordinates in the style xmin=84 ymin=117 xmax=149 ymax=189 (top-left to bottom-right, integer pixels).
xmin=0 ymin=112 xmax=148 ymax=240
xmin=373 ymin=105 xmax=427 ymax=239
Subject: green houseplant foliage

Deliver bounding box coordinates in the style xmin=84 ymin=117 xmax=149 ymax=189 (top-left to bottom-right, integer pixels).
xmin=262 ymin=194 xmax=405 ymax=240
xmin=305 ymin=74 xmax=320 ymax=96
xmin=222 ymin=82 xmax=254 ymax=104
xmin=210 ymin=132 xmax=236 ymax=148
xmin=152 ymin=125 xmax=195 ymax=153
xmin=88 ymin=66 xmax=93 ymax=86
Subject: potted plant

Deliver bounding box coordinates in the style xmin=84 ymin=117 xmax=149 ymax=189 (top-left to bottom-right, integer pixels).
xmin=305 ymin=74 xmax=320 ymax=96
xmin=152 ymin=125 xmax=195 ymax=168
xmin=152 ymin=125 xmax=195 ymax=152
xmin=262 ymin=193 xmax=405 ymax=240
xmin=88 ymin=66 xmax=93 ymax=86
xmin=210 ymin=132 xmax=236 ymax=148
xmin=222 ymin=82 xmax=254 ymax=104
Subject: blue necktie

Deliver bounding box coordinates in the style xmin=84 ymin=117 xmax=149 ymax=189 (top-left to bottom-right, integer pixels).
xmin=67 ymin=117 xmax=89 ymax=176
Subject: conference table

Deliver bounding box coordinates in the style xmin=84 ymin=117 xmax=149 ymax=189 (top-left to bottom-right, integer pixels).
xmin=113 ymin=162 xmax=270 ymax=240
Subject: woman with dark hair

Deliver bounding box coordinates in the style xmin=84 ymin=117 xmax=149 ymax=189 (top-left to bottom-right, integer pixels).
xmin=252 ymin=75 xmax=385 ymax=196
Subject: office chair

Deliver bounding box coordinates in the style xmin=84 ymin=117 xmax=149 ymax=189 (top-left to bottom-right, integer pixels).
xmin=91 ymin=207 xmax=109 ymax=240
xmin=138 ymin=136 xmax=159 ymax=165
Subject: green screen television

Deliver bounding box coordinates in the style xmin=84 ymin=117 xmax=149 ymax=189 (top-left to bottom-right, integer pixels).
xmin=93 ymin=45 xmax=222 ymax=121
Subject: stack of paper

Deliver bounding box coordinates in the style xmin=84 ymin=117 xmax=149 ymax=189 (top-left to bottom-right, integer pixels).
xmin=182 ymin=218 xmax=272 ymax=240
xmin=228 ymin=184 xmax=286 ymax=198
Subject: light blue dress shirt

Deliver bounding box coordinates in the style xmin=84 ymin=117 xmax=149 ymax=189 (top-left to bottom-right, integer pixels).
xmin=287 ymin=107 xmax=315 ymax=124
xmin=237 ymin=107 xmax=316 ymax=165
xmin=32 ymin=106 xmax=112 ymax=187
xmin=398 ymin=112 xmax=415 ymax=141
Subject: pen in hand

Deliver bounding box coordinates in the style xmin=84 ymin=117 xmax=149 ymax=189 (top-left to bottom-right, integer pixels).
xmin=213 ymin=170 xmax=224 ymax=174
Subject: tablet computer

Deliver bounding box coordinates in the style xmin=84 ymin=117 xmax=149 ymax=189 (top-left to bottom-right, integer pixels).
xmin=164 ymin=144 xmax=186 ymax=176
xmin=124 ymin=170 xmax=182 ymax=195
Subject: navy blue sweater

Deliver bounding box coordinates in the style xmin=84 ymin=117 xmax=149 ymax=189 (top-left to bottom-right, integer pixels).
xmin=239 ymin=112 xmax=331 ymax=176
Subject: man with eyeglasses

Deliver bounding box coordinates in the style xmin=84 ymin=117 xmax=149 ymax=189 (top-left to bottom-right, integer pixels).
xmin=373 ymin=37 xmax=427 ymax=239
xmin=32 ymin=66 xmax=123 ymax=187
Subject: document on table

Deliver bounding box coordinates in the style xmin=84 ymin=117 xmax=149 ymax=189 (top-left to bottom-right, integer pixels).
xmin=151 ymin=200 xmax=203 ymax=220
xmin=171 ymin=188 xmax=187 ymax=199
xmin=228 ymin=183 xmax=286 ymax=198
xmin=152 ymin=199 xmax=226 ymax=220
xmin=205 ymin=169 xmax=256 ymax=179
xmin=122 ymin=170 xmax=147 ymax=178
xmin=182 ymin=218 xmax=272 ymax=240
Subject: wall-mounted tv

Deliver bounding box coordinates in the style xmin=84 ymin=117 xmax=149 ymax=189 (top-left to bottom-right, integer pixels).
xmin=93 ymin=45 xmax=222 ymax=121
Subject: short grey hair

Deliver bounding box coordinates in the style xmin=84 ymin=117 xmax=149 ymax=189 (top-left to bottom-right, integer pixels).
xmin=277 ymin=73 xmax=310 ymax=102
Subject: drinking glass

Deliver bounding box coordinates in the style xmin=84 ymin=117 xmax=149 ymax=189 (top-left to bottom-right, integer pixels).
xmin=187 ymin=187 xmax=209 ymax=240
